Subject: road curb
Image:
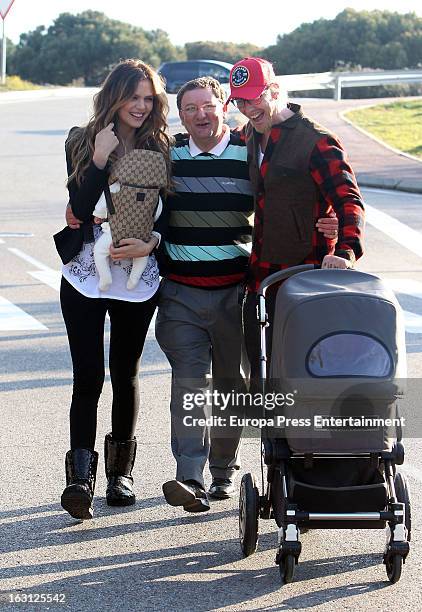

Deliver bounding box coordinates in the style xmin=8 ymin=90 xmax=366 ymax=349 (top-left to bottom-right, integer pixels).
xmin=356 ymin=175 xmax=422 ymax=194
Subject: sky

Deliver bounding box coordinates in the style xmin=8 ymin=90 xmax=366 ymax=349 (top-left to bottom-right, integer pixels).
xmin=2 ymin=0 xmax=422 ymax=47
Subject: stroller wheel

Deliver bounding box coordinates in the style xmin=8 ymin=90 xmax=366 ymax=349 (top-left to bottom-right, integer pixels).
xmin=279 ymin=554 xmax=296 ymax=584
xmin=386 ymin=554 xmax=402 ymax=584
xmin=239 ymin=473 xmax=259 ymax=557
xmin=394 ymin=472 xmax=411 ymax=541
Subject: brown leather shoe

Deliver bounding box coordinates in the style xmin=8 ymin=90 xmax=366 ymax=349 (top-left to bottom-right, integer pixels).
xmin=162 ymin=479 xmax=210 ymax=512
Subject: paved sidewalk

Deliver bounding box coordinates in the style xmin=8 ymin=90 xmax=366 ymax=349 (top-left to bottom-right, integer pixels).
xmin=299 ymin=97 xmax=422 ymax=194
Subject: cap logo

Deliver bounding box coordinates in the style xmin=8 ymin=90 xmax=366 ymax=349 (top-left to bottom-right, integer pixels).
xmin=231 ymin=65 xmax=249 ymax=88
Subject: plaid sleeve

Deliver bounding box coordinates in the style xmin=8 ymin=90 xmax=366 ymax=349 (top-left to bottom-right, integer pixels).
xmin=310 ymin=135 xmax=365 ymax=263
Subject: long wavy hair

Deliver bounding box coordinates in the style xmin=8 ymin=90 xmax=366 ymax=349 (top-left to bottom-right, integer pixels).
xmin=67 ymin=59 xmax=172 ymax=189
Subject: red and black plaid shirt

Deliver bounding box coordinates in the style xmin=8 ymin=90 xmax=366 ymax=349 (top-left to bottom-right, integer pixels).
xmin=247 ymin=123 xmax=365 ymax=292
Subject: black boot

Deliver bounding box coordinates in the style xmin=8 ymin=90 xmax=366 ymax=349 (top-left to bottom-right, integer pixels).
xmin=61 ymin=448 xmax=98 ymax=520
xmin=105 ymin=433 xmax=136 ymax=506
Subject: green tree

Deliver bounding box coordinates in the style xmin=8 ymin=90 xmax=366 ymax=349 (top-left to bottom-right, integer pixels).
xmin=8 ymin=25 xmax=46 ymax=81
xmin=146 ymin=29 xmax=186 ymax=67
xmin=264 ymin=9 xmax=422 ymax=74
xmin=5 ymin=37 xmax=16 ymax=75
xmin=11 ymin=11 xmax=183 ymax=85
xmin=185 ymin=41 xmax=263 ymax=64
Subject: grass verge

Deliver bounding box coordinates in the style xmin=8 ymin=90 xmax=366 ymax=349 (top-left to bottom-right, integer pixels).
xmin=344 ymin=99 xmax=422 ymax=160
xmin=0 ymin=75 xmax=42 ymax=92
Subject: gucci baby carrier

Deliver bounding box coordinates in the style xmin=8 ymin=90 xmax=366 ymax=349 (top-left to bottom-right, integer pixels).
xmin=239 ymin=266 xmax=411 ymax=585
xmin=106 ymin=149 xmax=167 ymax=247
xmin=92 ymin=148 xmax=167 ymax=291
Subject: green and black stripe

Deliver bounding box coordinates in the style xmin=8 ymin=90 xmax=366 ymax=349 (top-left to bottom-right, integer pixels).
xmin=160 ymin=131 xmax=254 ymax=288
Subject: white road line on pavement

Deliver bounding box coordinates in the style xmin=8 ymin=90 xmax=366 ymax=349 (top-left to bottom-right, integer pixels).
xmin=383 ymin=279 xmax=422 ymax=334
xmin=8 ymin=247 xmax=54 ymax=272
xmin=403 ymin=311 xmax=422 ymax=334
xmin=7 ymin=247 xmax=61 ymax=291
xmin=365 ymin=203 xmax=422 ymax=259
xmin=0 ymin=296 xmax=47 ymax=331
xmin=0 ymin=239 xmax=4 ymax=244
xmin=384 ymin=278 xmax=422 ymax=300
xmin=29 ymin=271 xmax=61 ymax=292
xmin=0 ymin=232 xmax=34 ymax=237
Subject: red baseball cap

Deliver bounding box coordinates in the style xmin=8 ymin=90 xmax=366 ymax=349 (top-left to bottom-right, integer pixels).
xmin=227 ymin=57 xmax=276 ymax=103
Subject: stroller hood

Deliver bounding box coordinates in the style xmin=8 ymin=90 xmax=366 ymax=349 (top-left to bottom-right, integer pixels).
xmin=270 ymin=269 xmax=406 ymax=387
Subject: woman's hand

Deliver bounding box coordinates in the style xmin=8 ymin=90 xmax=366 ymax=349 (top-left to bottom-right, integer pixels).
xmin=109 ymin=236 xmax=159 ymax=260
xmin=92 ymin=123 xmax=119 ymax=169
xmin=66 ymin=204 xmax=83 ymax=229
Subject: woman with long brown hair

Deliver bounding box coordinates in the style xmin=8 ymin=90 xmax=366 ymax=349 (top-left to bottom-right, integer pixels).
xmin=57 ymin=59 xmax=171 ymax=520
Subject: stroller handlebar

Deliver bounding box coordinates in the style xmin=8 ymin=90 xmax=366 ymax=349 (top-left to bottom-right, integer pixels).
xmin=257 ymin=264 xmax=319 ymax=298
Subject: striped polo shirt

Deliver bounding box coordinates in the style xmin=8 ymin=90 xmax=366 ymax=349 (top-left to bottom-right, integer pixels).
xmin=161 ymin=126 xmax=254 ymax=288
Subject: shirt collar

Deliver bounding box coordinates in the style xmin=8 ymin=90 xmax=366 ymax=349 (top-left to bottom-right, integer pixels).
xmin=189 ymin=124 xmax=230 ymax=157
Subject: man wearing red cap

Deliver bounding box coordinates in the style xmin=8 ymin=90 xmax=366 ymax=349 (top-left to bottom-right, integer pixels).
xmin=227 ymin=57 xmax=365 ymax=384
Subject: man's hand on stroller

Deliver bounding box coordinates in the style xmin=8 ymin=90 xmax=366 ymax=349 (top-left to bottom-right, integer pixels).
xmin=321 ymin=254 xmax=352 ymax=269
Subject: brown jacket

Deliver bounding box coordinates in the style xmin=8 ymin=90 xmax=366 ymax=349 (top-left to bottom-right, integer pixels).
xmin=245 ymin=105 xmax=336 ymax=265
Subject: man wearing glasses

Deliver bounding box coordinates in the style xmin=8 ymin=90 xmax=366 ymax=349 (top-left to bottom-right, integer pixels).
xmin=157 ymin=76 xmax=337 ymax=512
xmin=226 ymin=57 xmax=365 ymax=390
xmin=157 ymin=77 xmax=252 ymax=512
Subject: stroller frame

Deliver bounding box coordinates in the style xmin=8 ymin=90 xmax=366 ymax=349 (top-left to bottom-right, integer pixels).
xmin=239 ymin=265 xmax=411 ymax=584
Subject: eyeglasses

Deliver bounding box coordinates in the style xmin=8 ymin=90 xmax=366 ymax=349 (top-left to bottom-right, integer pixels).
xmin=231 ymin=88 xmax=270 ymax=109
xmin=181 ymin=103 xmax=220 ymax=115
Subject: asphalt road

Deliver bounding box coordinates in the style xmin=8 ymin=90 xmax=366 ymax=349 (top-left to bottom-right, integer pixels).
xmin=0 ymin=91 xmax=421 ymax=612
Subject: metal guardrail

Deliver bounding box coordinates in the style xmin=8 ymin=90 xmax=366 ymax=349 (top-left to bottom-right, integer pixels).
xmin=277 ymin=69 xmax=422 ymax=101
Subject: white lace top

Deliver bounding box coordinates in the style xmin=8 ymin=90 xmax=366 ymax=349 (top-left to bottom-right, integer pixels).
xmin=62 ymin=224 xmax=159 ymax=302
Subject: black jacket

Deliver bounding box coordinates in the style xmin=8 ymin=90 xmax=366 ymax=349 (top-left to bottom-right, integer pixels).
xmin=54 ymin=127 xmax=167 ymax=264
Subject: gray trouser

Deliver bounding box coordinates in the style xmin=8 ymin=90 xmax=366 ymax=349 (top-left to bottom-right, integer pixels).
xmin=155 ymin=279 xmax=246 ymax=487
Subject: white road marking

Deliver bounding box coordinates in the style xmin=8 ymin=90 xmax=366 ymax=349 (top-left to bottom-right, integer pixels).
xmin=0 ymin=296 xmax=47 ymax=331
xmin=0 ymin=232 xmax=34 ymax=237
xmin=384 ymin=278 xmax=422 ymax=301
xmin=402 ymin=311 xmax=422 ymax=334
xmin=383 ymin=279 xmax=422 ymax=334
xmin=28 ymin=270 xmax=61 ymax=292
xmin=7 ymin=248 xmax=62 ymax=291
xmin=7 ymin=247 xmax=54 ymax=272
xmin=365 ymin=203 xmax=422 ymax=259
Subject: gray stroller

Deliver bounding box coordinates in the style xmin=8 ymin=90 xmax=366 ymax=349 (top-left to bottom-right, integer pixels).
xmin=239 ymin=265 xmax=411 ymax=584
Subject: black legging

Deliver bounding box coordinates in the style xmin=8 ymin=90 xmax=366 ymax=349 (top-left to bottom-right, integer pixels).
xmin=60 ymin=277 xmax=158 ymax=449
